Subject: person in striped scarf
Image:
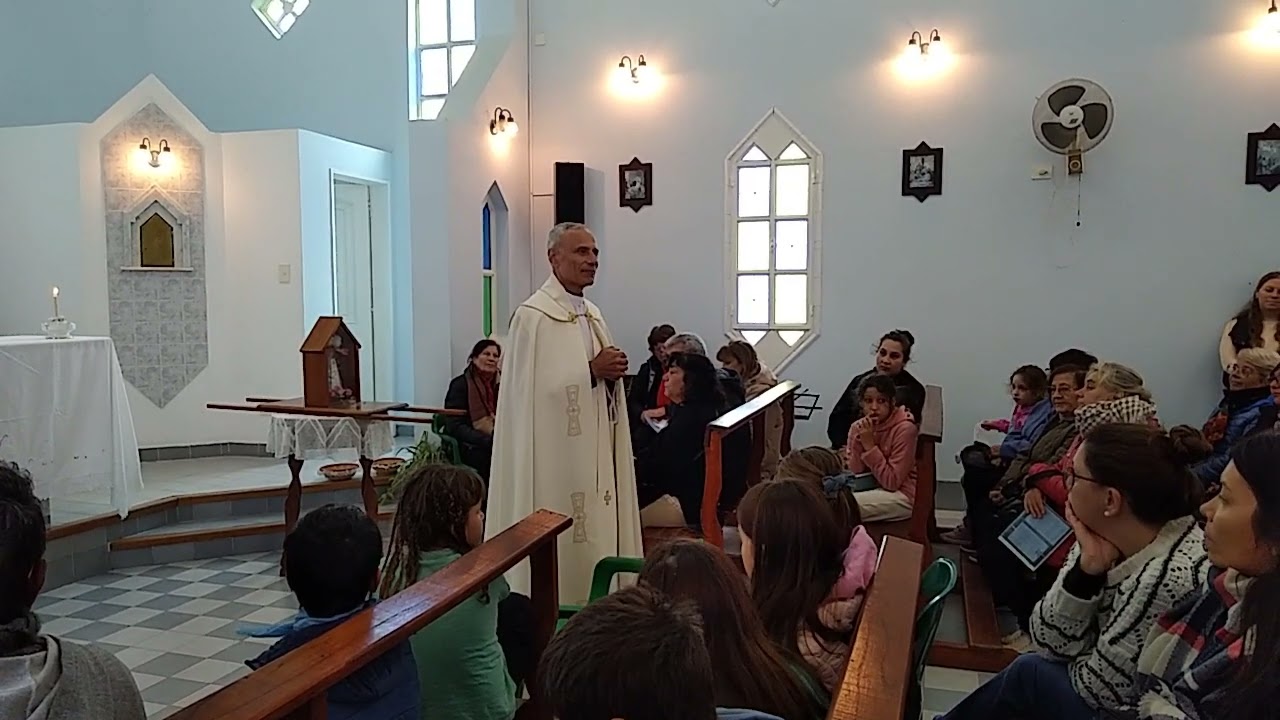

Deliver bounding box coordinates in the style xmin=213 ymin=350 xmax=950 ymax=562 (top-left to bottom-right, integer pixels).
xmin=1135 ymin=431 xmax=1280 ymax=720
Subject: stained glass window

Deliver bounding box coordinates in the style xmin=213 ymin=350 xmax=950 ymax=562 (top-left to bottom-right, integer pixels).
xmin=482 ymin=203 xmax=494 ymax=337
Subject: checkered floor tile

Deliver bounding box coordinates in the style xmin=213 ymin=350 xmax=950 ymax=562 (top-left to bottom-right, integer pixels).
xmin=35 ymin=552 xmax=295 ymax=719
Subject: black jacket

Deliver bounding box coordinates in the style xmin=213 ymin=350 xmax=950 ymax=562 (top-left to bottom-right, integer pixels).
xmin=717 ymin=368 xmax=748 ymax=409
xmin=826 ymin=368 xmax=926 ymax=448
xmin=443 ymin=373 xmax=495 ymax=450
xmin=628 ymin=356 xmax=665 ymax=415
xmin=634 ymin=399 xmax=726 ymax=526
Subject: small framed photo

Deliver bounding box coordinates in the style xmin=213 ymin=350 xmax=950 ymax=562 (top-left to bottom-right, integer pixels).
xmin=619 ymin=157 xmax=653 ymax=212
xmin=1247 ymin=124 xmax=1280 ymax=192
xmin=902 ymin=142 xmax=943 ymax=203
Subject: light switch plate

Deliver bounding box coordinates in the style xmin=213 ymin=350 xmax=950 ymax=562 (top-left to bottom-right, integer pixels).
xmin=1031 ymin=165 xmax=1053 ymax=180
xmin=534 ymin=33 xmax=546 ymax=46
xmin=277 ymin=264 xmax=291 ymax=284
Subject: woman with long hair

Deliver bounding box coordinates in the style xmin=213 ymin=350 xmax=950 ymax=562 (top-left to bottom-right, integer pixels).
xmin=827 ymin=329 xmax=927 ymax=448
xmin=737 ymin=479 xmax=858 ymax=692
xmin=443 ymin=339 xmax=501 ymax=480
xmin=1220 ymin=271 xmax=1280 ymax=386
xmin=717 ymin=340 xmax=783 ymax=481
xmin=1136 ymin=431 xmax=1280 ymax=720
xmin=639 ymin=540 xmax=828 ymax=719
xmin=633 ymin=352 xmax=727 ymax=528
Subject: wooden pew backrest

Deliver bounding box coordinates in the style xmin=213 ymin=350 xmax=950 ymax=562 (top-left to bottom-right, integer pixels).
xmin=170 ymin=510 xmax=572 ymax=720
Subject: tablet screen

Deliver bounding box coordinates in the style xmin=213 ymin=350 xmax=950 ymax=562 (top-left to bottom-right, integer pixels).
xmin=998 ymin=508 xmax=1072 ymax=571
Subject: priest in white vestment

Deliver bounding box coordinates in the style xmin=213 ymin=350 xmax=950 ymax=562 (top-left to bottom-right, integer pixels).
xmin=486 ymin=222 xmax=643 ymax=604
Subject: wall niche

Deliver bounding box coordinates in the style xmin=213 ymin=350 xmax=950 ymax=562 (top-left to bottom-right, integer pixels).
xmin=124 ymin=190 xmax=192 ymax=271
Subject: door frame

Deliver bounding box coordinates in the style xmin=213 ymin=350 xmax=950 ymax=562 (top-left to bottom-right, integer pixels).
xmin=329 ymin=171 xmax=394 ymax=403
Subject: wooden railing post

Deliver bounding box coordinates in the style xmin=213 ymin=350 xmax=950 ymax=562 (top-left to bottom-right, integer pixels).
xmin=284 ymin=697 xmax=327 ymax=720
xmin=520 ymin=534 xmax=560 ymax=720
xmin=703 ymin=432 xmax=724 ymax=547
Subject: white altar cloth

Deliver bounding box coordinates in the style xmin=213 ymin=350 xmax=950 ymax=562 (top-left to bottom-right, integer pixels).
xmin=0 ymin=335 xmax=143 ymax=517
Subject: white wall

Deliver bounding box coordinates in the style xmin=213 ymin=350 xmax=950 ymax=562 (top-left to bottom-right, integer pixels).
xmin=528 ymin=0 xmax=1280 ymax=464
xmin=0 ymin=125 xmax=87 ymax=334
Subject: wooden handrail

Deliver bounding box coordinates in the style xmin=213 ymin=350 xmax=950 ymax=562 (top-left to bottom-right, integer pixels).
xmin=701 ymin=380 xmax=799 ymax=547
xmin=828 ymin=535 xmax=925 ymax=720
xmin=920 ymin=384 xmax=943 ymax=442
xmin=171 ymin=510 xmax=572 ymax=720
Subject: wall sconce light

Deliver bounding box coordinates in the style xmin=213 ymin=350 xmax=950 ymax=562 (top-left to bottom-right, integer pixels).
xmin=139 ymin=138 xmax=171 ymax=168
xmin=906 ymin=29 xmax=943 ymax=58
xmin=617 ymin=55 xmax=648 ymax=84
xmin=1266 ymin=0 xmax=1280 ymax=33
xmin=489 ymin=107 xmax=518 ymax=136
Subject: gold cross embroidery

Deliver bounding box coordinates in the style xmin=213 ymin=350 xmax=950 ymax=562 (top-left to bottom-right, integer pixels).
xmin=604 ymin=490 xmax=612 ymax=506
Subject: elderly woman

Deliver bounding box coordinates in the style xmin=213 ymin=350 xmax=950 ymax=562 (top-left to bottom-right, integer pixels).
xmin=1188 ymin=348 xmax=1280 ymax=486
xmin=827 ymin=330 xmax=926 ymax=449
xmin=443 ymin=339 xmax=500 ymax=480
xmin=716 ymin=340 xmax=783 ymax=483
xmin=1219 ymin=271 xmax=1280 ymax=386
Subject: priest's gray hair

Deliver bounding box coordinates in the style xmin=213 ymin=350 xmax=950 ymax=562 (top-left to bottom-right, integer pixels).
xmin=547 ymin=222 xmax=594 ymax=251
xmin=665 ymin=333 xmax=707 ymax=357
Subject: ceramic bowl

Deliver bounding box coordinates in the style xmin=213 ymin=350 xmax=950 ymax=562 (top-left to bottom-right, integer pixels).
xmin=319 ymin=462 xmax=359 ymax=482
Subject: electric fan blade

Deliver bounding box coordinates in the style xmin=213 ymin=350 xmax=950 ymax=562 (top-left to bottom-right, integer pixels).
xmin=1039 ymin=122 xmax=1076 ymax=151
xmin=1080 ymin=103 xmax=1110 ymax=139
xmin=1047 ymin=85 xmax=1086 ymax=115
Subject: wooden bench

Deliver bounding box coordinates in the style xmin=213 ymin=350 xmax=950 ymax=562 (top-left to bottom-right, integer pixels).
xmin=829 ymin=535 xmax=925 ymax=720
xmin=642 ymin=380 xmax=799 ymax=551
xmin=171 ymin=510 xmax=572 ymax=720
xmin=927 ymin=553 xmax=1017 ymax=672
xmin=864 ymin=384 xmax=943 ymax=564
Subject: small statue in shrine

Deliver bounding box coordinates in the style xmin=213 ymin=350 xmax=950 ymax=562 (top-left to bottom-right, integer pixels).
xmin=327 ymin=335 xmax=354 ymax=406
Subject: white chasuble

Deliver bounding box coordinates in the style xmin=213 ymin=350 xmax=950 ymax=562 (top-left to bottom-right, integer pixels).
xmin=486 ymin=275 xmax=643 ymax=604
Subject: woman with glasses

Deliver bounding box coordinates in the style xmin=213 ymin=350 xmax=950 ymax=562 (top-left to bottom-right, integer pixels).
xmin=938 ymin=423 xmax=1208 ymax=720
xmin=1188 ymin=348 xmax=1280 ymax=488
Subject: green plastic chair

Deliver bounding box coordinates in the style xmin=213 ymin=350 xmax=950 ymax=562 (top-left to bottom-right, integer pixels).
xmin=556 ymin=556 xmax=644 ymax=631
xmin=431 ymin=414 xmax=464 ymax=466
xmin=912 ymin=557 xmax=959 ymax=684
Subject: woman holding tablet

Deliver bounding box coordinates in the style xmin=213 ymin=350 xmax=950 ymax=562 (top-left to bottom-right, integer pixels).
xmin=939 ymin=423 xmax=1208 ymax=720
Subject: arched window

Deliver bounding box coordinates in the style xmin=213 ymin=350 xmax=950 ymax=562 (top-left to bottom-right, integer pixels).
xmin=725 ymin=109 xmax=822 ymax=371
xmin=482 ymin=183 xmax=509 ymax=337
xmin=409 ymin=0 xmax=477 ymax=120
xmin=482 ymin=203 xmax=495 ymax=337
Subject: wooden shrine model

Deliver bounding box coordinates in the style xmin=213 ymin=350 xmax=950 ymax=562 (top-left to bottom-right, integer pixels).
xmin=300 ymin=316 xmax=362 ymax=408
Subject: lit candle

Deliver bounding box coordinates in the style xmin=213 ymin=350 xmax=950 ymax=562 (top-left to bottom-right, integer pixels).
xmin=52 ymin=286 xmax=59 ymax=318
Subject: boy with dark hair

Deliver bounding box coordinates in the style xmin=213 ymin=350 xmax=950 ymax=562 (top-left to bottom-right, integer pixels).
xmin=541 ymin=584 xmax=782 ymax=720
xmin=245 ymin=504 xmax=419 ymax=720
xmin=0 ymin=462 xmax=145 ymax=720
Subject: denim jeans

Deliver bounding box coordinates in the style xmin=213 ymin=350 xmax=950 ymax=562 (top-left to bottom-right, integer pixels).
xmin=936 ymin=653 xmax=1098 ymax=720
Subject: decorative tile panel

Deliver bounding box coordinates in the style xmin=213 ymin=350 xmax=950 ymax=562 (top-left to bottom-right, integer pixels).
xmin=102 ymin=104 xmax=207 ymax=408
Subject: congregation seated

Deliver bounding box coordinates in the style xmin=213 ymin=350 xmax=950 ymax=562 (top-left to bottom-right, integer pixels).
xmin=627 ymin=323 xmax=676 ymax=417
xmin=843 ymin=374 xmax=919 ymax=523
xmin=378 ymin=465 xmax=532 ymax=720
xmin=1218 ymin=270 xmax=1280 ymax=388
xmin=541 ymin=584 xmax=785 ymax=720
xmin=664 ymin=331 xmax=748 ymax=408
xmin=737 ymin=480 xmax=866 ymax=692
xmin=827 ymin=329 xmax=926 ymax=448
xmin=1184 ymin=348 xmax=1280 ymax=488
xmin=1134 ymin=431 xmax=1280 ymax=720
xmin=244 ymin=504 xmax=419 ymax=720
xmin=443 ymin=339 xmax=501 ymax=480
xmin=941 ymin=423 xmax=1209 ymax=720
xmin=634 ymin=352 xmax=732 ymax=528
xmin=716 ymin=340 xmax=784 ymax=482
xmin=0 ymin=462 xmax=146 ymax=720
xmin=638 ymin=540 xmax=829 ymax=719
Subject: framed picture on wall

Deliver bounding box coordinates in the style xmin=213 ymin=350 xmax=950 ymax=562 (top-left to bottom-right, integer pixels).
xmin=619 ymin=157 xmax=653 ymax=212
xmin=902 ymin=142 xmax=943 ymax=202
xmin=1246 ymin=124 xmax=1280 ymax=192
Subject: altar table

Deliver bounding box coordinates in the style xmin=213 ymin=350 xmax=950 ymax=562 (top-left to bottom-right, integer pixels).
xmin=0 ymin=335 xmax=143 ymax=517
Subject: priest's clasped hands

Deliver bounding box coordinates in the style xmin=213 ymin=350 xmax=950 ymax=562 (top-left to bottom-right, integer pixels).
xmin=590 ymin=346 xmax=629 ymax=381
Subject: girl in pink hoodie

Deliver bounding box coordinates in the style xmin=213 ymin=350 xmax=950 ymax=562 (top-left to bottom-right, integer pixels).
xmin=845 ymin=374 xmax=919 ymax=522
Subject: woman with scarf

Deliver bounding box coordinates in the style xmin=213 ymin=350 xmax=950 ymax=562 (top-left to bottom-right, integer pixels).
xmin=444 ymin=339 xmax=501 ymax=481
xmin=1188 ymin=348 xmax=1280 ymax=488
xmin=718 ymin=340 xmax=783 ymax=482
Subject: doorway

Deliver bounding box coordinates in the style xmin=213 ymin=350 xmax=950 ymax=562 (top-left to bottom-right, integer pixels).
xmin=330 ymin=175 xmax=392 ymax=400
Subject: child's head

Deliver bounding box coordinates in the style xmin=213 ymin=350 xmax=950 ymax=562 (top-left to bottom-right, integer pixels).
xmin=0 ymin=462 xmax=46 ymax=625
xmin=639 ymin=540 xmax=822 ymax=719
xmin=380 ymin=464 xmax=486 ymax=597
xmin=777 ymin=446 xmax=863 ymax=539
xmin=855 ymin=373 xmax=898 ymax=422
xmin=541 ymin=585 xmax=717 ymax=720
xmin=1010 ymin=364 xmax=1048 ymax=407
xmin=284 ymin=504 xmax=382 ymax=618
xmin=736 ymin=479 xmax=846 ymax=656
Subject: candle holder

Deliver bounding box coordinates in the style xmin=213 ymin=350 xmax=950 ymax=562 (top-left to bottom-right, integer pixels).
xmin=42 ymin=316 xmax=76 ymax=340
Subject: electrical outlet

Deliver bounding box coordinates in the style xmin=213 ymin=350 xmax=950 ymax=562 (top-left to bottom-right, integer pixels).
xmin=277 ymin=264 xmax=291 ymax=284
xmin=1031 ymin=165 xmax=1053 ymax=180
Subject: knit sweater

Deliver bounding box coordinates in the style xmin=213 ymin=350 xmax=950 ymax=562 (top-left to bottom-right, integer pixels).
xmin=1029 ymin=516 xmax=1209 ymax=716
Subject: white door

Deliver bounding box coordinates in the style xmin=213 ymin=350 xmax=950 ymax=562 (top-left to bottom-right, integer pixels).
xmin=332 ymin=181 xmax=376 ymax=397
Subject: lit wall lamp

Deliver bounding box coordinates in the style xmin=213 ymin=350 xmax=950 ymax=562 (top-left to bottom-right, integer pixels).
xmin=906 ymin=29 xmax=944 ymax=58
xmin=1266 ymin=0 xmax=1280 ymax=33
xmin=617 ymin=54 xmax=648 ymax=84
xmin=489 ymin=107 xmax=518 ymax=136
xmin=139 ymin=138 xmax=171 ymax=168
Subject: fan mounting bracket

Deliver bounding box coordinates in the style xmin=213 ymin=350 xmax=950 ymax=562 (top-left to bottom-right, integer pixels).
xmin=1067 ymin=150 xmax=1084 ymax=176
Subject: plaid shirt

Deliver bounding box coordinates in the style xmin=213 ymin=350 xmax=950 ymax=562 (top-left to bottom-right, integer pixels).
xmin=1135 ymin=567 xmax=1253 ymax=719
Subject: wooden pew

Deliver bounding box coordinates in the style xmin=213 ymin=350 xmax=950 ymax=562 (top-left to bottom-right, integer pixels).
xmin=171 ymin=510 xmax=572 ymax=720
xmin=927 ymin=553 xmax=1017 ymax=672
xmin=828 ymin=535 xmax=925 ymax=720
xmin=864 ymin=384 xmax=943 ymax=563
